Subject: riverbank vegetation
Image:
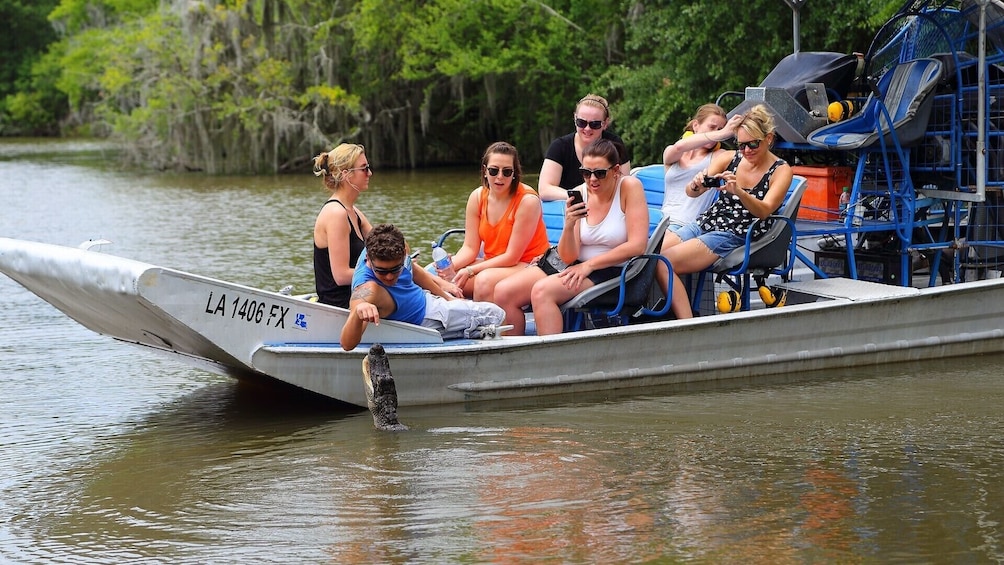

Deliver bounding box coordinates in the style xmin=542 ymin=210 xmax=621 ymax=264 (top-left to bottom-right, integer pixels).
xmin=2 ymin=0 xmax=899 ymax=173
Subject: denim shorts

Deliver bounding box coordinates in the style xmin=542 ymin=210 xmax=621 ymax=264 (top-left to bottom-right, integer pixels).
xmin=673 ymin=223 xmax=746 ymax=257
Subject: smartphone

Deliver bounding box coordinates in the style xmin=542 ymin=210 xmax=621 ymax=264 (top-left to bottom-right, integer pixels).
xmin=568 ymin=189 xmax=584 ymax=206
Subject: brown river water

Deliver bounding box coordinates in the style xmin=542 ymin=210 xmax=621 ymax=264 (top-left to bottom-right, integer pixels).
xmin=1 ymin=139 xmax=1003 ymax=563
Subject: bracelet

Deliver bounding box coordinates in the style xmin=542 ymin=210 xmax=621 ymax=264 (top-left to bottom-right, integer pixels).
xmin=466 ymin=266 xmax=475 ymax=277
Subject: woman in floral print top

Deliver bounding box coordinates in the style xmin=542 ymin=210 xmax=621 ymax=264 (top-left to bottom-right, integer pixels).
xmin=657 ymin=104 xmax=793 ymax=320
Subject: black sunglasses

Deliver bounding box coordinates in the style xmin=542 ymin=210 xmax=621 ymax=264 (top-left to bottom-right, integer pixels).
xmin=573 ymin=117 xmax=604 ymax=130
xmin=371 ymin=261 xmax=404 ymax=275
xmin=579 ymin=167 xmax=610 ymax=180
xmin=346 ymin=164 xmax=372 ymax=173
xmin=736 ymin=139 xmax=763 ymax=151
xmin=486 ymin=166 xmax=515 ymax=178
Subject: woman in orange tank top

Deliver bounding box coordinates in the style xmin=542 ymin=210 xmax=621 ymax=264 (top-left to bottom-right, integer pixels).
xmin=445 ymin=142 xmax=550 ymax=302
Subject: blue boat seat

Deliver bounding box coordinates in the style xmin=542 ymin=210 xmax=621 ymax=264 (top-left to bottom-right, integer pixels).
xmin=630 ymin=164 xmax=679 ymax=238
xmin=690 ymin=175 xmax=808 ymax=312
xmin=629 ymin=164 xmax=668 ymax=210
xmin=807 ymin=58 xmax=943 ymax=150
xmin=540 ymin=198 xmax=565 ymax=244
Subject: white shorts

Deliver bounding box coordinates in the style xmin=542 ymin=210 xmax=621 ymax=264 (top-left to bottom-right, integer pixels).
xmin=421 ymin=295 xmax=505 ymax=339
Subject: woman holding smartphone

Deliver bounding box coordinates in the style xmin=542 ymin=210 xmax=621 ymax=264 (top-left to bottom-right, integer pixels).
xmin=444 ymin=141 xmax=551 ymax=303
xmin=494 ymin=138 xmax=649 ymax=336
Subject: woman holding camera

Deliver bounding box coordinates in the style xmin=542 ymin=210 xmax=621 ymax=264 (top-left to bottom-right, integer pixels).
xmin=658 ymin=104 xmax=793 ymax=319
xmin=445 ymin=142 xmax=551 ymax=302
xmin=660 ymin=103 xmax=743 ymax=243
xmin=494 ymin=138 xmax=649 ymax=336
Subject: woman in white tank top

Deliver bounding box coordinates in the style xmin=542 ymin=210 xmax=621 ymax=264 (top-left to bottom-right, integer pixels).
xmin=493 ymin=138 xmax=650 ymax=336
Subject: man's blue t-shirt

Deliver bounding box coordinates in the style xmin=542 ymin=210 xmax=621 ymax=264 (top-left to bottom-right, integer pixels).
xmin=351 ymin=250 xmax=427 ymax=324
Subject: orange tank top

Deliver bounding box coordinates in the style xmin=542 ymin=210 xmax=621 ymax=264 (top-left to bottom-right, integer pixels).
xmin=478 ymin=183 xmax=551 ymax=263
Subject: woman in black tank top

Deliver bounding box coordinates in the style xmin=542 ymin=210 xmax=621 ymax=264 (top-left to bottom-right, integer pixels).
xmin=312 ymin=144 xmax=374 ymax=308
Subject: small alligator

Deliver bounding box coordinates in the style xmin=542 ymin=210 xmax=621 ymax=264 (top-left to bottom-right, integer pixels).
xmin=361 ymin=343 xmax=409 ymax=431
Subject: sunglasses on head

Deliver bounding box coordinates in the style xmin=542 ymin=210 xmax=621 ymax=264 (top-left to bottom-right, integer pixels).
xmin=486 ymin=166 xmax=515 ymax=178
xmin=346 ymin=164 xmax=372 ymax=173
xmin=579 ymin=167 xmax=610 ymax=180
xmin=371 ymin=262 xmax=404 ymax=275
xmin=736 ymin=139 xmax=763 ymax=151
xmin=574 ymin=117 xmax=604 ymax=130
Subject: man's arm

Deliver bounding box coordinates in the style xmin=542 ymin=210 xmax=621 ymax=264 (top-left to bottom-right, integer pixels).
xmin=340 ymin=284 xmax=379 ymax=350
xmin=413 ymin=263 xmax=455 ymax=299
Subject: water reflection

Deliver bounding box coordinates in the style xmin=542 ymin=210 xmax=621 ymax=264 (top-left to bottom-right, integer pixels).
xmin=17 ymin=381 xmax=361 ymax=561
xmin=4 ymin=354 xmax=1004 ymax=562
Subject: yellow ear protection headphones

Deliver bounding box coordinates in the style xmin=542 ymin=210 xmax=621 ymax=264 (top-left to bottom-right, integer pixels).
xmin=716 ymin=286 xmax=787 ymax=314
xmin=717 ymin=290 xmax=741 ymax=313
xmin=827 ymin=100 xmax=857 ymax=123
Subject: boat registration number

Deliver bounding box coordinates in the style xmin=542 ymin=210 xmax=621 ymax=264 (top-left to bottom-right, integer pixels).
xmin=204 ymin=291 xmax=289 ymax=328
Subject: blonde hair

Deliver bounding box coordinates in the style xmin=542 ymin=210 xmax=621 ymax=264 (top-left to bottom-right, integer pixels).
xmin=738 ymin=105 xmax=776 ymax=141
xmin=312 ymin=144 xmax=366 ymax=190
xmin=684 ymin=103 xmax=727 ymax=135
xmin=576 ymin=93 xmax=610 ymax=119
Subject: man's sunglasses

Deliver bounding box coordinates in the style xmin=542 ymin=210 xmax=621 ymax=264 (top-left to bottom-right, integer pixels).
xmin=574 ymin=117 xmax=604 ymax=130
xmin=579 ymin=167 xmax=610 ymax=180
xmin=736 ymin=139 xmax=763 ymax=151
xmin=486 ymin=166 xmax=515 ymax=178
xmin=371 ymin=262 xmax=404 ymax=275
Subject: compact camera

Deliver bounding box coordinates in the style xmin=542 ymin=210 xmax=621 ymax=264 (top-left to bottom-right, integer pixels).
xmin=701 ymin=175 xmax=724 ymax=188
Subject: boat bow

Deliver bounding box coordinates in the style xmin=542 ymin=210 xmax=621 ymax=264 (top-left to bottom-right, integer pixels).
xmin=0 ymin=238 xmax=441 ymax=384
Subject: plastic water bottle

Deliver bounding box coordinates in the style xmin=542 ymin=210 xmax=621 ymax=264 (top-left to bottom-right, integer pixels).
xmin=431 ymin=242 xmax=456 ymax=280
xmin=838 ymin=186 xmax=850 ymax=218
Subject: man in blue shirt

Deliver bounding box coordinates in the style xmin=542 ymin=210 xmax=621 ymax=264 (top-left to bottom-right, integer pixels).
xmin=340 ymin=224 xmax=506 ymax=350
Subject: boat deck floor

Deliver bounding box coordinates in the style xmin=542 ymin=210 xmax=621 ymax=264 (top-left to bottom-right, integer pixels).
xmin=776 ymin=277 xmax=920 ymax=301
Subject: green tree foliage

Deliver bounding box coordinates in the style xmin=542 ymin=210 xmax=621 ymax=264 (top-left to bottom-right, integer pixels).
xmin=2 ymin=53 xmax=67 ymax=135
xmin=603 ymin=0 xmax=901 ymax=165
xmin=0 ymin=0 xmax=60 ymax=98
xmin=352 ymin=0 xmax=624 ymax=167
xmin=0 ymin=0 xmax=64 ymax=134
xmin=8 ymin=0 xmax=911 ymax=170
xmin=50 ymin=0 xmax=366 ymax=172
xmin=47 ymin=0 xmax=157 ymax=35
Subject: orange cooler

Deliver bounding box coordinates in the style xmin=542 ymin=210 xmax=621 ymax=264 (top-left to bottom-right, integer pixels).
xmin=792 ymin=165 xmax=854 ymax=221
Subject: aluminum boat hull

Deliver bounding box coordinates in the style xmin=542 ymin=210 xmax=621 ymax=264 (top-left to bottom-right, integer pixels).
xmin=3 ymin=237 xmax=1002 ymax=407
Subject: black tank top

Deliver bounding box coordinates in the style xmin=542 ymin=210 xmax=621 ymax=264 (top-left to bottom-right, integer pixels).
xmin=314 ymin=199 xmax=365 ymax=307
